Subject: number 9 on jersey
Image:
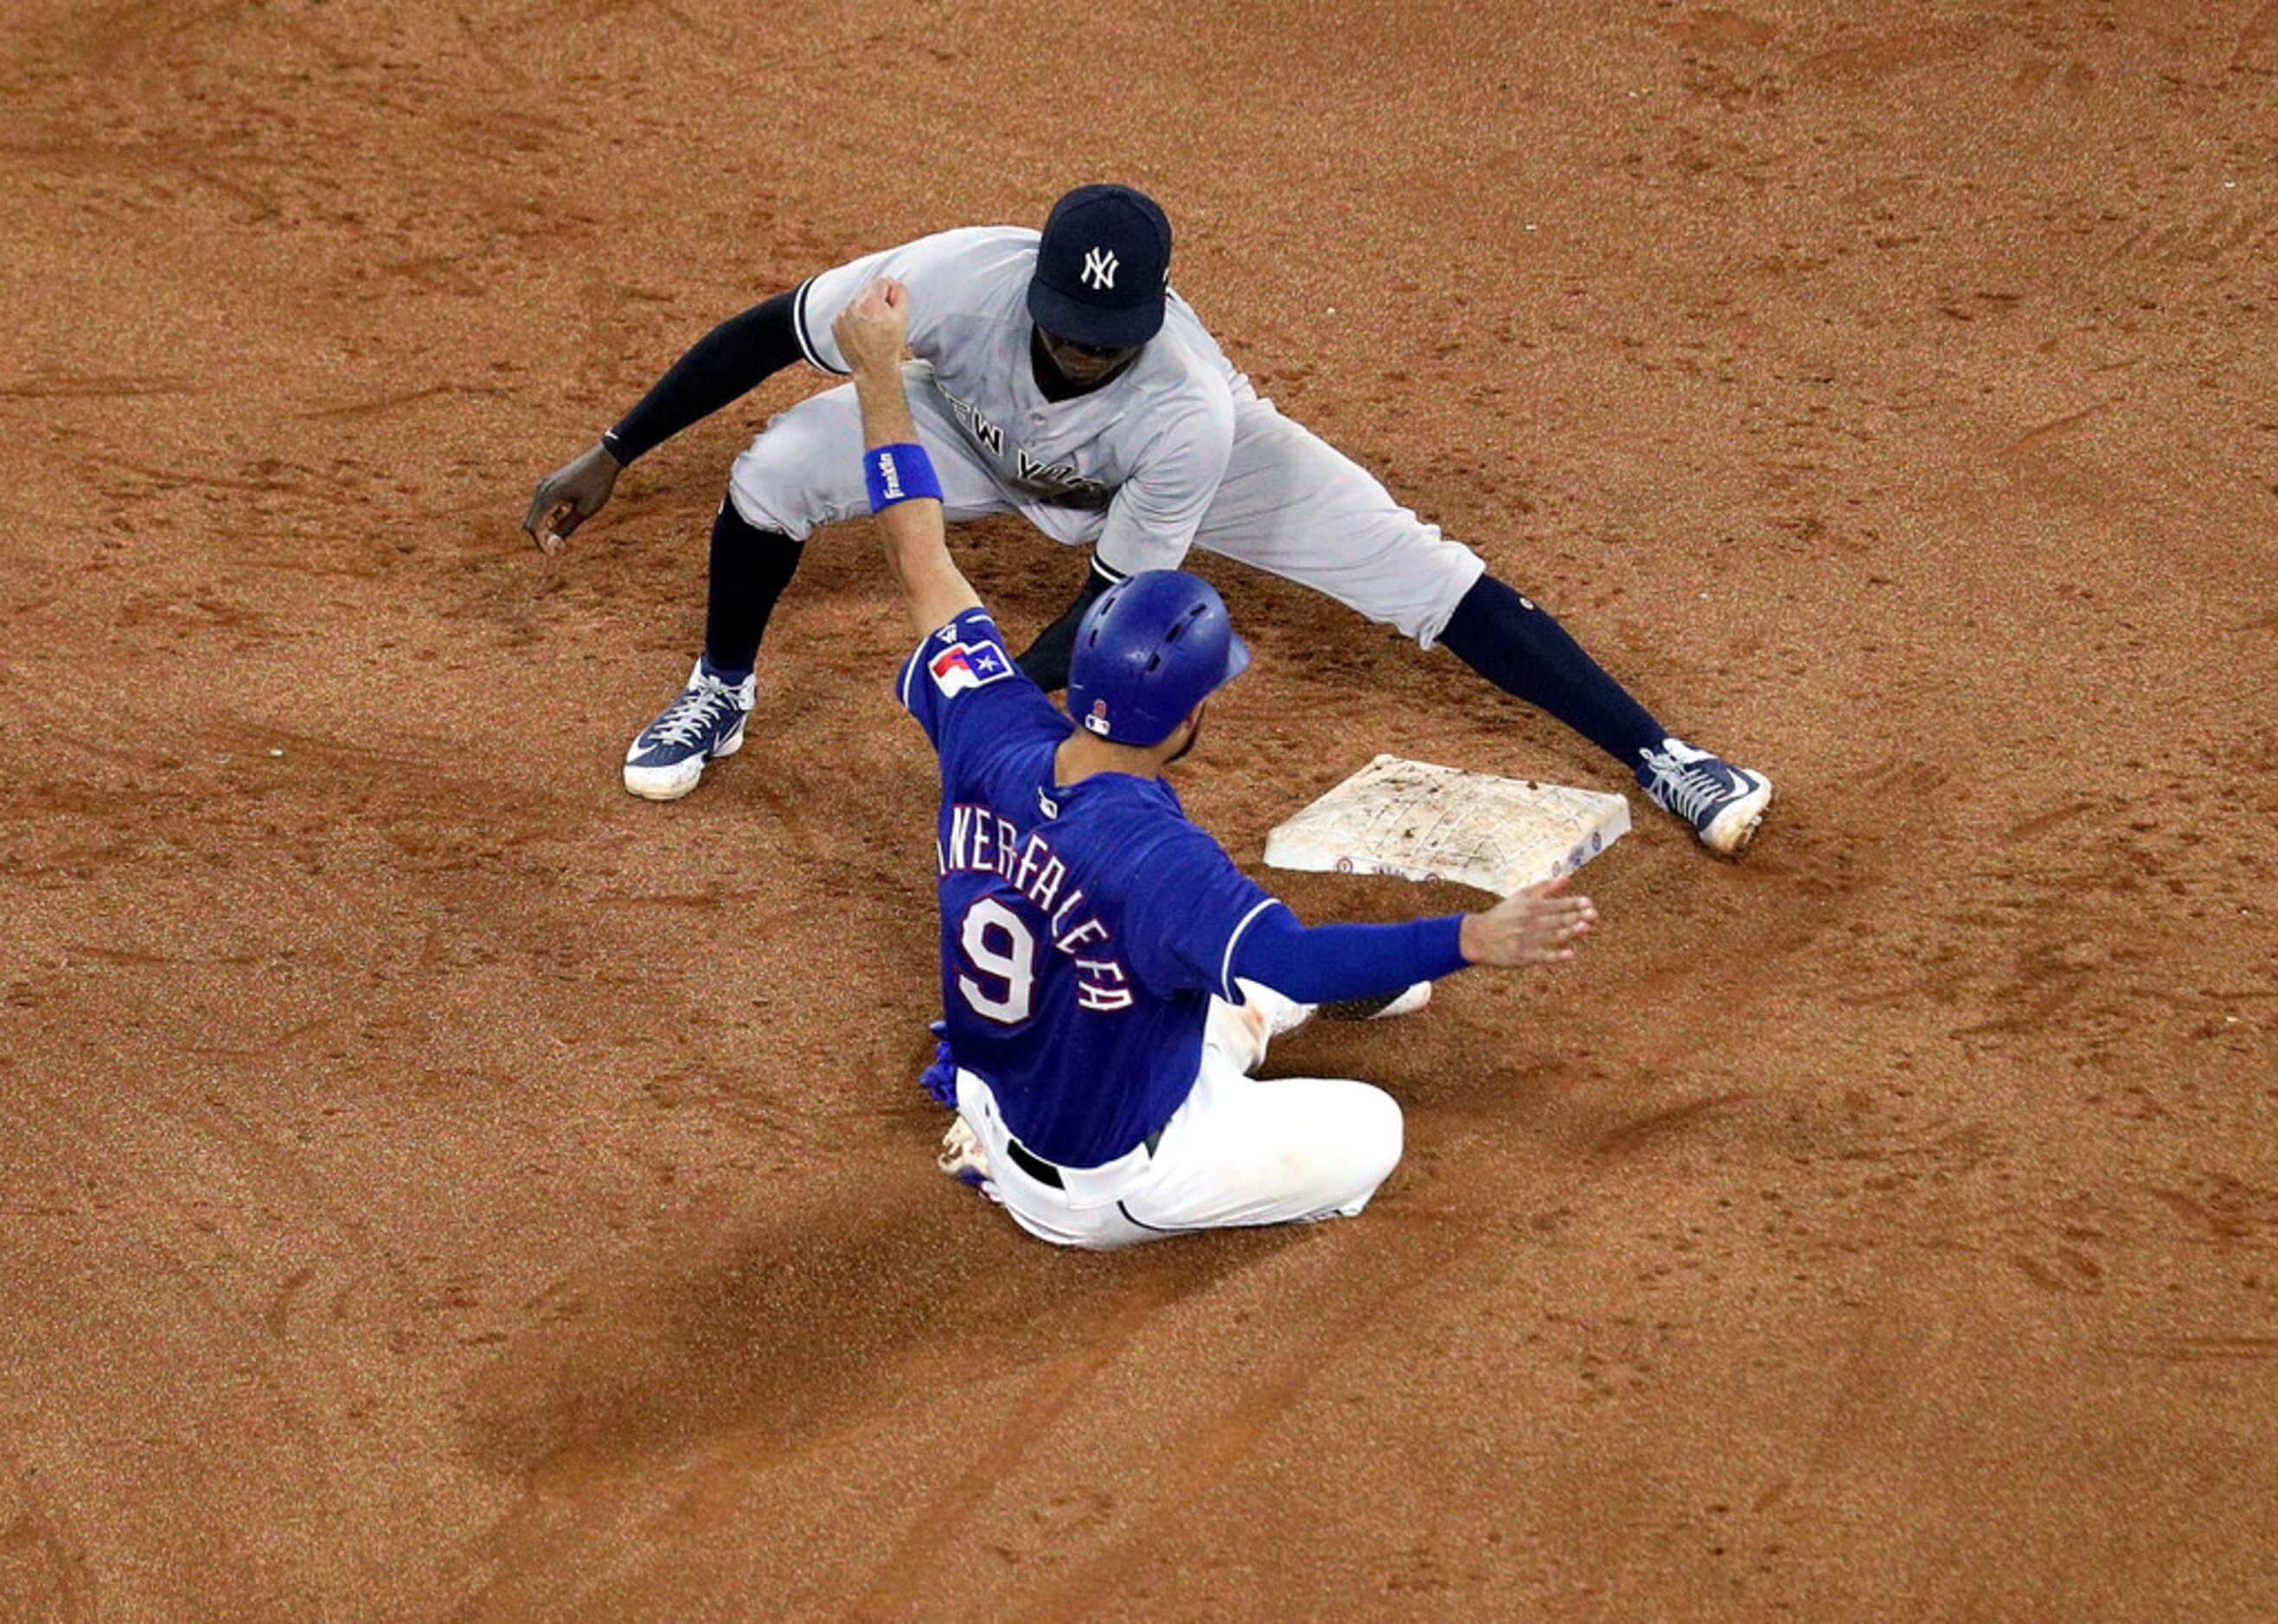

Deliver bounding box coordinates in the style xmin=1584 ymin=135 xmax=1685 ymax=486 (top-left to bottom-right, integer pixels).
xmin=957 ymin=897 xmax=1037 ymax=1024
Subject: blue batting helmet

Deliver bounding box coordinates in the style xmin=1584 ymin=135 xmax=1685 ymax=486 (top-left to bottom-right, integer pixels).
xmin=1065 ymin=570 xmax=1251 ymax=746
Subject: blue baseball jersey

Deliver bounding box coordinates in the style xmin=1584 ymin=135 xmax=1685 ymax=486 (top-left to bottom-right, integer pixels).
xmin=898 ymin=607 xmax=1280 ymax=1168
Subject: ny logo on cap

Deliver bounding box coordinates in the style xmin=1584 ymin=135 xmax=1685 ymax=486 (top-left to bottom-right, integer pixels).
xmin=1080 ymin=247 xmax=1118 ymax=291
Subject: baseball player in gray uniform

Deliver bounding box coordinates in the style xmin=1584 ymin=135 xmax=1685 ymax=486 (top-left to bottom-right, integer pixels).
xmin=522 ymin=184 xmax=1773 ymax=854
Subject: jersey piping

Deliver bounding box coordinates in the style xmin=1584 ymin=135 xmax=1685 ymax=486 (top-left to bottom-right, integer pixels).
xmin=791 ymin=278 xmax=844 ymax=374
xmin=1219 ymin=898 xmax=1284 ymax=1002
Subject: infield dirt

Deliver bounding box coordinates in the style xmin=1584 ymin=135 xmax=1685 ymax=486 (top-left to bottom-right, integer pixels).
xmin=3 ymin=0 xmax=2275 ymax=1615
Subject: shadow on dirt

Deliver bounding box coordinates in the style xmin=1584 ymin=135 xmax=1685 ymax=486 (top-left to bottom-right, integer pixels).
xmin=461 ymin=1180 xmax=1296 ymax=1481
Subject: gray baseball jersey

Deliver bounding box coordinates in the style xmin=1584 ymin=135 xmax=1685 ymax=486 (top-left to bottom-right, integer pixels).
xmin=726 ymin=227 xmax=1483 ymax=642
xmin=791 ymin=227 xmax=1255 ymax=574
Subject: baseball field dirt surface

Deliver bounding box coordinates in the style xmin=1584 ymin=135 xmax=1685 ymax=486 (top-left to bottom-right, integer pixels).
xmin=4 ymin=0 xmax=2275 ymax=1614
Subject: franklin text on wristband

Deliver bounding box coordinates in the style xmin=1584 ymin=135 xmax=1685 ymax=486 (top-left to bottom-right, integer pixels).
xmin=866 ymin=442 xmax=944 ymax=512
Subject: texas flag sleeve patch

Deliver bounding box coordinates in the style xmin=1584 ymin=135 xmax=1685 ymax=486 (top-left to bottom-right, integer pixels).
xmin=927 ymin=638 xmax=1013 ymax=698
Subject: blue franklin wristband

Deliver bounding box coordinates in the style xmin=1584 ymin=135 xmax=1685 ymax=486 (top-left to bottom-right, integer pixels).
xmin=864 ymin=442 xmax=944 ymax=512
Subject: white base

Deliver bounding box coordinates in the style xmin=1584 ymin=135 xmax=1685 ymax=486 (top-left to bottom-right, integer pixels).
xmin=1263 ymin=755 xmax=1629 ymax=897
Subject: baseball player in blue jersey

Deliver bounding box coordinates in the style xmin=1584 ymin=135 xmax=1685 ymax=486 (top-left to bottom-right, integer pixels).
xmin=523 ymin=182 xmax=1772 ymax=855
xmin=831 ymin=278 xmax=1597 ymax=1247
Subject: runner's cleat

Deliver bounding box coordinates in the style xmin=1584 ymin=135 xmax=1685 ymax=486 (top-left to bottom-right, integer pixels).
xmin=1318 ymin=981 xmax=1433 ymax=1022
xmin=1246 ymin=979 xmax=1433 ymax=1033
xmin=624 ymin=659 xmax=756 ymax=800
xmin=1635 ymin=738 xmax=1773 ymax=856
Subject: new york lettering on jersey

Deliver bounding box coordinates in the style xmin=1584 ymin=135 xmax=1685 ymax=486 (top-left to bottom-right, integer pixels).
xmin=932 ymin=380 xmax=1111 ymax=502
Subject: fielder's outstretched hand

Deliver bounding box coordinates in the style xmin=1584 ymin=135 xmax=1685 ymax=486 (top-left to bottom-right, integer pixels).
xmin=831 ymin=277 xmax=912 ymax=378
xmin=1459 ymin=876 xmax=1597 ymax=968
xmin=522 ymin=440 xmax=623 ymax=554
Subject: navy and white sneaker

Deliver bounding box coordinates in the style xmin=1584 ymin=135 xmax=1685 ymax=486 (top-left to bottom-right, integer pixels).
xmin=1635 ymin=737 xmax=1773 ymax=856
xmin=623 ymin=659 xmax=756 ymax=801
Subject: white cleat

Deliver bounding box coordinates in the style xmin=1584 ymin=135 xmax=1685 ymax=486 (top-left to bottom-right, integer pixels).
xmin=1318 ymin=981 xmax=1433 ymax=1022
xmin=623 ymin=659 xmax=756 ymax=801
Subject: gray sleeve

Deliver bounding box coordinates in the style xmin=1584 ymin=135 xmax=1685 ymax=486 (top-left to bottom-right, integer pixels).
xmin=794 ymin=228 xmax=1000 ymax=374
xmin=1091 ymin=393 xmax=1237 ymax=576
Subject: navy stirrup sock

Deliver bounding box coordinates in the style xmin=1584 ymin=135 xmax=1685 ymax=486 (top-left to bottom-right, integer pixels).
xmin=701 ymin=498 xmax=804 ymax=685
xmin=1437 ymin=574 xmax=1667 ymax=769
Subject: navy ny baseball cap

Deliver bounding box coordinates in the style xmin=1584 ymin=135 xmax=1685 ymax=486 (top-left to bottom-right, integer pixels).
xmin=1027 ymin=183 xmax=1173 ymax=349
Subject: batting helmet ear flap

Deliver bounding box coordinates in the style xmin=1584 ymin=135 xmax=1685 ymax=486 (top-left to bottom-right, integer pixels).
xmin=1065 ymin=571 xmax=1249 ymax=745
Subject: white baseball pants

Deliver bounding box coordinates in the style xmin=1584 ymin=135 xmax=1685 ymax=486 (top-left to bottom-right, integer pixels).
xmin=726 ymin=363 xmax=1487 ymax=648
xmin=950 ymin=984 xmax=1405 ymax=1250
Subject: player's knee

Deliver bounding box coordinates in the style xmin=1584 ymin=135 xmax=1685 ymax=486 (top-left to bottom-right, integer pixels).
xmin=1415 ymin=552 xmax=1491 ymax=650
xmin=1204 ymin=989 xmax=1273 ymax=1076
xmin=728 ymin=437 xmax=842 ymax=541
xmin=1343 ymin=1084 xmax=1405 ymax=1198
xmin=713 ymin=489 xmax=797 ymax=553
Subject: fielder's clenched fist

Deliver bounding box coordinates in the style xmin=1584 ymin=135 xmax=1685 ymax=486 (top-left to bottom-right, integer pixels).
xmin=830 ymin=277 xmax=912 ymax=378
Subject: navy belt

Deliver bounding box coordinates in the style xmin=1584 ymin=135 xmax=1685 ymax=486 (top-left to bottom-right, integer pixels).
xmin=1004 ymin=1128 xmax=1164 ymax=1190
